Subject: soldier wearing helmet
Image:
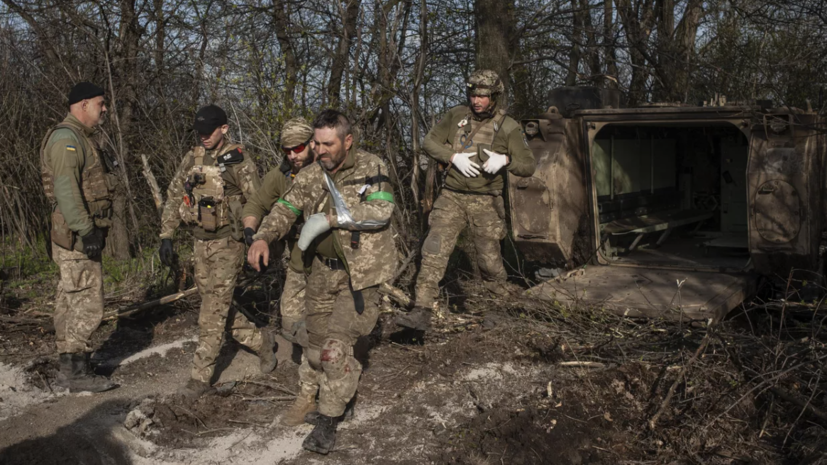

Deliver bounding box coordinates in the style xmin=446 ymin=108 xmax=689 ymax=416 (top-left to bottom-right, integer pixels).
xmin=398 ymin=69 xmax=536 ymax=333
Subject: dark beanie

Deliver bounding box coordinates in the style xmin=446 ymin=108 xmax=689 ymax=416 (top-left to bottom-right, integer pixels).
xmin=68 ymin=82 xmax=105 ymax=106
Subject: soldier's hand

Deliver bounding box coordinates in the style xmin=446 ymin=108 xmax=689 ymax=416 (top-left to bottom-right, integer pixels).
xmin=159 ymin=238 xmax=175 ymax=267
xmin=81 ymin=228 xmax=104 ymax=260
xmin=451 ymin=152 xmax=480 ymax=177
xmin=297 ymin=213 xmax=332 ymax=251
xmin=247 ymin=240 xmax=270 ymax=272
xmin=482 ymin=149 xmax=508 ymax=174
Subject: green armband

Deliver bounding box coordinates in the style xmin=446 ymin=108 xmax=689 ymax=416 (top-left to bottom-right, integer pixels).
xmin=365 ymin=191 xmax=394 ymax=203
xmin=277 ymin=198 xmax=302 ymax=216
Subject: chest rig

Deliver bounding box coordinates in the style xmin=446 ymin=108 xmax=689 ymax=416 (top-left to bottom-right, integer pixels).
xmin=178 ymin=144 xmax=244 ymax=232
xmin=40 ymin=123 xmax=112 ymax=204
xmin=452 ymin=108 xmax=508 ymax=163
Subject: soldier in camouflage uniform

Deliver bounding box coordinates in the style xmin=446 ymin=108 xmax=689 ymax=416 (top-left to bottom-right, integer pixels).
xmin=398 ymin=70 xmax=536 ymax=332
xmin=41 ymin=82 xmax=117 ymax=393
xmin=242 ymin=117 xmax=314 ymax=359
xmin=248 ymin=110 xmax=396 ymax=454
xmin=158 ymin=105 xmax=276 ymax=399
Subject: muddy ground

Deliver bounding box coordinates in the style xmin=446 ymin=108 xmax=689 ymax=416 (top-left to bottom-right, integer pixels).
xmin=2 ymin=270 xmax=827 ymax=464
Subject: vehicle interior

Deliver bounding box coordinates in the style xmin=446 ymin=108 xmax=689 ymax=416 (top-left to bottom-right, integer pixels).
xmin=591 ymin=123 xmax=751 ymax=272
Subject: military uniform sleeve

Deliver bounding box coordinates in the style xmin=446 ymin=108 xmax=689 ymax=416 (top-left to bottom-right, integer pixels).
xmin=252 ymin=177 xmax=303 ymax=244
xmin=230 ymin=155 xmax=261 ymax=200
xmin=422 ymin=106 xmax=463 ymax=164
xmin=504 ymin=126 xmax=536 ymax=177
xmin=242 ymin=169 xmax=286 ymax=221
xmin=159 ymin=153 xmax=193 ymax=239
xmin=330 ymin=159 xmax=394 ymax=230
xmin=49 ymin=131 xmax=95 ymax=237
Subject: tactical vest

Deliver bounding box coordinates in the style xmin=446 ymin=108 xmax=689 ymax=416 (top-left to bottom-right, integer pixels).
xmin=40 ymin=123 xmax=112 ymax=204
xmin=451 ymin=108 xmax=508 ymax=163
xmin=178 ymin=144 xmax=244 ymax=232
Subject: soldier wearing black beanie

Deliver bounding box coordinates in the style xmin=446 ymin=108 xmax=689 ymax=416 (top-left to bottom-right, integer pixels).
xmin=38 ymin=80 xmax=116 ymax=393
xmin=68 ymin=82 xmax=105 ymax=106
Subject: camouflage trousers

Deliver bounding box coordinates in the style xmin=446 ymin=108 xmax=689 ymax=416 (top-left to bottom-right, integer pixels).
xmin=280 ymin=266 xmax=307 ymax=338
xmin=52 ymin=243 xmax=104 ymax=354
xmin=415 ymin=189 xmax=507 ymax=308
xmin=191 ymin=237 xmax=262 ymax=383
xmin=297 ymin=255 xmax=381 ymax=417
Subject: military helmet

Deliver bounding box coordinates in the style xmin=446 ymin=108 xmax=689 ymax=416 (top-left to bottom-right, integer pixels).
xmin=466 ymin=69 xmax=504 ymax=97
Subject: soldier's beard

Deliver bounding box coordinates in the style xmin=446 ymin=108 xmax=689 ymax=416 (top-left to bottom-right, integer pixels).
xmin=319 ymin=151 xmax=344 ymax=171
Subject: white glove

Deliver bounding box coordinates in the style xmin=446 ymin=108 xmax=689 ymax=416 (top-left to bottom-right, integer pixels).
xmin=482 ymin=149 xmax=508 ymax=174
xmin=451 ymin=152 xmax=480 ymax=177
xmin=298 ymin=213 xmax=332 ymax=251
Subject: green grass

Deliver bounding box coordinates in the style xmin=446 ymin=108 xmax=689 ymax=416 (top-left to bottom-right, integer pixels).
xmin=1 ymin=236 xmax=56 ymax=279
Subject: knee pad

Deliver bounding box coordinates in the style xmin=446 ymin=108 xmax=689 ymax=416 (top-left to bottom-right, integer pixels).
xmin=320 ymin=338 xmax=353 ymax=380
xmin=422 ymin=234 xmax=442 ymax=256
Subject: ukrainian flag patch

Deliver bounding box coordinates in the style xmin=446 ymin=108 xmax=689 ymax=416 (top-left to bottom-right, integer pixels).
xmin=66 ymin=145 xmax=77 ymax=152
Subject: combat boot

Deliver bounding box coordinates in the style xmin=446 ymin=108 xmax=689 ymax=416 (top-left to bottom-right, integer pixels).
xmin=396 ymin=306 xmax=432 ymax=331
xmin=281 ymin=389 xmax=317 ymax=426
xmin=302 ymin=414 xmax=339 ymax=455
xmin=177 ymin=378 xmax=214 ymax=401
xmin=54 ymin=353 xmax=117 ymax=393
xmin=259 ymin=328 xmax=278 ymax=374
xmin=483 ymin=280 xmax=523 ymax=299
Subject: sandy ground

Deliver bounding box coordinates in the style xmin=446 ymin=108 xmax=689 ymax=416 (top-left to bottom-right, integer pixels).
xmin=0 ymin=312 xmax=621 ymax=465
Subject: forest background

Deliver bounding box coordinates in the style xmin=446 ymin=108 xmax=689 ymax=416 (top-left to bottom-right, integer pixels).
xmin=0 ymin=0 xmax=825 ymax=268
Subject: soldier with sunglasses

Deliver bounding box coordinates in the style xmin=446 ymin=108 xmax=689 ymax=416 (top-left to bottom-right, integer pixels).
xmin=241 ymin=117 xmax=316 ymax=426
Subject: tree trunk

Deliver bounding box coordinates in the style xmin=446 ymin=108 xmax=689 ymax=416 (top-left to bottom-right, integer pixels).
xmin=474 ymin=0 xmax=517 ymax=107
xmin=328 ymin=0 xmax=361 ymax=106
xmin=566 ymin=0 xmax=584 ymax=86
xmin=580 ymin=0 xmax=603 ymax=85
xmin=604 ymin=0 xmax=619 ymax=89
xmin=271 ymin=0 xmax=298 ymax=112
xmin=101 ymin=0 xmax=142 ymax=260
xmin=615 ymin=0 xmax=656 ymax=106
xmin=411 ymin=0 xmax=428 ymax=218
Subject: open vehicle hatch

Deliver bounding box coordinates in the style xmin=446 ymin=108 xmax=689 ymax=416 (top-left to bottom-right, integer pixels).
xmin=531 ymin=266 xmax=756 ymax=322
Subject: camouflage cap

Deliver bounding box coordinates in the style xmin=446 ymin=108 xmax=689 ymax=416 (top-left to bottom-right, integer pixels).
xmin=281 ymin=117 xmax=314 ymax=148
xmin=466 ymin=69 xmax=504 ymax=97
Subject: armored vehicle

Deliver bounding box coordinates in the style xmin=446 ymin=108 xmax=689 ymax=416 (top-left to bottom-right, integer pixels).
xmin=510 ymin=87 xmax=824 ymax=322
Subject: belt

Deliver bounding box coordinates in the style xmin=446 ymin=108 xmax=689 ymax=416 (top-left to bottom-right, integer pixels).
xmin=319 ymin=255 xmax=346 ymax=271
xmin=444 ymin=187 xmax=500 ymax=196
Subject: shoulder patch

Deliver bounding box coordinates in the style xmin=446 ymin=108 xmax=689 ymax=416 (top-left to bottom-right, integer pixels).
xmin=66 ymin=145 xmax=77 ymax=152
xmin=218 ymin=148 xmax=244 ymax=165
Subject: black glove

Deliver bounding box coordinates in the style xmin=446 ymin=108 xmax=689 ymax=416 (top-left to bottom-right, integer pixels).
xmin=81 ymin=228 xmax=104 ymax=260
xmin=159 ymin=239 xmax=175 ymax=267
xmin=243 ymin=227 xmax=256 ymax=246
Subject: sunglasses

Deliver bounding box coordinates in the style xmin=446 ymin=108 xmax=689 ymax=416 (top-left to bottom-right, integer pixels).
xmin=282 ymin=140 xmax=311 ymax=154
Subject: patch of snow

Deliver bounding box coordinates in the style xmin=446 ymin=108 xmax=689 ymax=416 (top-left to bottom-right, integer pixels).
xmin=113 ymin=337 xmax=197 ymax=368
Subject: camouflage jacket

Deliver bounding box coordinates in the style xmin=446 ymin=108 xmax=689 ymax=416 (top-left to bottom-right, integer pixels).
xmin=423 ymin=105 xmax=535 ymax=193
xmin=253 ymin=146 xmax=397 ymax=290
xmin=160 ymin=138 xmax=261 ymax=241
xmin=242 ymin=162 xmax=304 ymax=272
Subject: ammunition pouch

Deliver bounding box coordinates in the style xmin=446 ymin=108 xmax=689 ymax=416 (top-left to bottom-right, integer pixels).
xmin=50 ymin=209 xmax=74 ymax=251
xmin=198 ymin=197 xmax=219 ymax=232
